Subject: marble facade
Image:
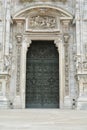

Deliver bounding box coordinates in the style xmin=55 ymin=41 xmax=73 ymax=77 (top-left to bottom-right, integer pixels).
xmin=0 ymin=0 xmax=87 ymax=109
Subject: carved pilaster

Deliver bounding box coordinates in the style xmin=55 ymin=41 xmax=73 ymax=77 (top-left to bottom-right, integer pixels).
xmin=16 ymin=34 xmax=22 ymax=96
xmin=20 ymin=37 xmax=31 ymax=108
xmin=62 ymin=20 xmax=70 ymax=97
xmin=64 ymin=34 xmax=70 ymax=96
xmin=14 ymin=19 xmax=24 ymax=98
xmin=62 ymin=20 xmax=72 ymax=108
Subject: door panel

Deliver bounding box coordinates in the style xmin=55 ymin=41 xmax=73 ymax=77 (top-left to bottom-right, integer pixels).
xmin=26 ymin=41 xmax=59 ymax=108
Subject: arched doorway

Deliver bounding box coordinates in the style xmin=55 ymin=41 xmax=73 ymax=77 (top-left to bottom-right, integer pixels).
xmin=26 ymin=40 xmax=59 ymax=108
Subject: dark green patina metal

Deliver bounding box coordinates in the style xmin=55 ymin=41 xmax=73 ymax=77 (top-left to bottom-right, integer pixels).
xmin=26 ymin=41 xmax=59 ymax=108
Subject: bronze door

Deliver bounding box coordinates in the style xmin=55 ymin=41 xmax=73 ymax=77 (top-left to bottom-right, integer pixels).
xmin=26 ymin=41 xmax=59 ymax=108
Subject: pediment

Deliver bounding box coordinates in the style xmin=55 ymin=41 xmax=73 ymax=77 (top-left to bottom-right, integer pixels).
xmin=13 ymin=4 xmax=73 ymax=32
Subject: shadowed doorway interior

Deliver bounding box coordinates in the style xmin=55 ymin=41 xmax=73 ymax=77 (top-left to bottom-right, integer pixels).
xmin=26 ymin=40 xmax=59 ymax=108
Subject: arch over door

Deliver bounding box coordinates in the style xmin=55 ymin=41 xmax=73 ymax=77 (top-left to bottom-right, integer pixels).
xmin=26 ymin=40 xmax=59 ymax=108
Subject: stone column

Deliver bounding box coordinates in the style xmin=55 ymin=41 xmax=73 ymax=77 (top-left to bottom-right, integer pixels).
xmin=62 ymin=20 xmax=72 ymax=109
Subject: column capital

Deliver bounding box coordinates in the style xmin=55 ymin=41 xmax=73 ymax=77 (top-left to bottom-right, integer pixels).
xmin=62 ymin=20 xmax=71 ymax=25
xmin=15 ymin=19 xmax=24 ymax=36
xmin=62 ymin=20 xmax=71 ymax=33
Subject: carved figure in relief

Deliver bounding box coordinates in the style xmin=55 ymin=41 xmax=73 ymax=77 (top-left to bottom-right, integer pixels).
xmin=76 ymin=56 xmax=82 ymax=72
xmin=4 ymin=56 xmax=12 ymax=71
xmin=29 ymin=15 xmax=56 ymax=29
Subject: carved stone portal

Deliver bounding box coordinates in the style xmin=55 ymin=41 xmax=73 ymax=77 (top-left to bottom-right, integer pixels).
xmin=13 ymin=5 xmax=73 ymax=109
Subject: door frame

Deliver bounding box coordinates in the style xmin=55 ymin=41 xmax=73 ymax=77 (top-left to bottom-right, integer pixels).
xmin=26 ymin=40 xmax=60 ymax=108
xmin=20 ymin=32 xmax=65 ymax=109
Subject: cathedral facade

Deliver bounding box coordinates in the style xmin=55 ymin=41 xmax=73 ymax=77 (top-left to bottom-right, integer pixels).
xmin=0 ymin=0 xmax=87 ymax=109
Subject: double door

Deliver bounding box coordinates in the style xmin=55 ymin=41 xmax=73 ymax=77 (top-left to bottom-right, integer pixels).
xmin=26 ymin=41 xmax=59 ymax=108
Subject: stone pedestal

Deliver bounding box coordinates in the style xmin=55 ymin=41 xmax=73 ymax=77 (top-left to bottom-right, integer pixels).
xmin=13 ymin=96 xmax=22 ymax=109
xmin=0 ymin=73 xmax=10 ymax=109
xmin=64 ymin=96 xmax=72 ymax=109
xmin=0 ymin=96 xmax=9 ymax=109
xmin=77 ymin=96 xmax=87 ymax=110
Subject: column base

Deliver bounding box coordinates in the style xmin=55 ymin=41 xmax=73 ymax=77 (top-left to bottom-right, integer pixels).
xmin=0 ymin=96 xmax=10 ymax=109
xmin=64 ymin=96 xmax=72 ymax=109
xmin=13 ymin=96 xmax=22 ymax=109
xmin=77 ymin=95 xmax=87 ymax=110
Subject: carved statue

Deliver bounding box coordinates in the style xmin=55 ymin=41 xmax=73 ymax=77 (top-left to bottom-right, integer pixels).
xmin=4 ymin=56 xmax=12 ymax=71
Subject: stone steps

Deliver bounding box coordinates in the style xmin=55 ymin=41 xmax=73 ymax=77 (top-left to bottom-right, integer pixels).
xmin=0 ymin=109 xmax=87 ymax=130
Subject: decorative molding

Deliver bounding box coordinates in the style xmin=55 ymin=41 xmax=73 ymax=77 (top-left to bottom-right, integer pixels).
xmin=20 ymin=0 xmax=67 ymax=2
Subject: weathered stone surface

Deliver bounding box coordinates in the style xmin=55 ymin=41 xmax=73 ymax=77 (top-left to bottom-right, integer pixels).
xmin=0 ymin=110 xmax=87 ymax=130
